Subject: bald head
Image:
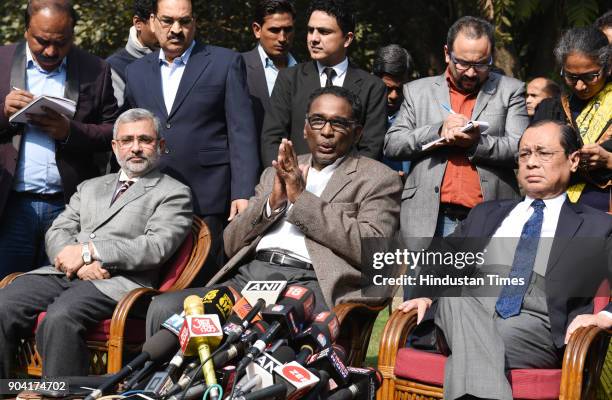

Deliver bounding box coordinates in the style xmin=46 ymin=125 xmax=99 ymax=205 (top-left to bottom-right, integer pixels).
xmin=526 ymin=77 xmax=560 ymax=117
xmin=25 ymin=0 xmax=77 ymax=28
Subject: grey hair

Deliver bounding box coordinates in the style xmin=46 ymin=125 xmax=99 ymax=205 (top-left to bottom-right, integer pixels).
xmin=113 ymin=108 xmax=161 ymax=139
xmin=554 ymin=26 xmax=610 ymax=69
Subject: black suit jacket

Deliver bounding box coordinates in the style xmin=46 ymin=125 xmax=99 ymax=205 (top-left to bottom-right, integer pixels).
xmin=260 ymin=60 xmax=387 ymax=166
xmin=0 ymin=41 xmax=119 ymax=217
xmin=126 ymin=42 xmax=260 ymax=215
xmin=241 ymin=47 xmax=269 ymax=140
xmin=432 ymin=199 xmax=612 ymax=348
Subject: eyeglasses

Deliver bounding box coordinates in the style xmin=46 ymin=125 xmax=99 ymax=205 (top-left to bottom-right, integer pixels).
xmin=154 ymin=15 xmax=194 ymax=29
xmin=561 ymin=68 xmax=603 ymax=85
xmin=518 ymin=148 xmax=564 ymax=162
xmin=115 ymin=135 xmax=157 ymax=149
xmin=306 ymin=115 xmax=356 ymax=134
xmin=449 ymin=52 xmax=493 ymax=72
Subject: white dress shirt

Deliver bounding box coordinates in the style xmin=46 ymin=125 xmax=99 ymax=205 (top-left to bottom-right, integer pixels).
xmin=257 ymin=44 xmax=297 ymax=96
xmin=256 ymin=157 xmax=344 ymax=262
xmin=159 ymin=40 xmax=196 ymax=114
xmin=316 ymin=58 xmax=349 ymax=87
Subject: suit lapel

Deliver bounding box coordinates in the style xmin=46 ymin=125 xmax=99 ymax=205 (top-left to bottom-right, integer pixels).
xmin=169 ymin=43 xmax=211 ymax=119
xmin=320 ymin=155 xmax=357 ymax=203
xmin=303 ymin=61 xmax=322 ymax=93
xmin=245 ymin=48 xmax=270 ymax=104
xmin=10 ymin=41 xmax=27 ymax=152
xmin=64 ymin=47 xmax=80 ymax=104
xmin=433 ymin=75 xmax=451 ymax=119
xmin=93 ymin=170 xmax=162 ymax=231
xmin=342 ymin=64 xmax=363 ymax=99
xmin=149 ymin=50 xmax=168 ymax=118
xmin=546 ymin=200 xmax=583 ymax=275
xmin=472 ymin=73 xmax=499 ymax=120
xmin=483 ymin=200 xmax=519 ymax=238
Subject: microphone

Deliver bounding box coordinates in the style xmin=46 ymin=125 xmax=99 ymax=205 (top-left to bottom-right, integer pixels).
xmin=326 ymin=367 xmax=382 ymax=400
xmin=294 ymin=311 xmax=340 ymax=364
xmin=273 ymin=360 xmax=320 ymax=400
xmin=303 ymin=369 xmax=330 ymax=400
xmin=236 ymin=285 xmax=315 ymax=373
xmin=83 ymin=329 xmax=179 ymax=400
xmin=234 ymin=383 xmax=287 ymax=400
xmin=223 ymin=298 xmax=265 ymax=346
xmin=240 ymin=345 xmax=296 ymax=392
xmin=307 ymin=345 xmax=350 ymax=387
xmin=180 ymin=296 xmax=224 ymax=400
xmin=240 ymin=280 xmax=287 ymax=307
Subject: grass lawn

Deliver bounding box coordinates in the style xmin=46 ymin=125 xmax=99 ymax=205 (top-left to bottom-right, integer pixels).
xmin=364 ymin=307 xmax=391 ymax=367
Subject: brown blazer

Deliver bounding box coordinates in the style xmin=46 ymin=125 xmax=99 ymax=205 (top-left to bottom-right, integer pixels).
xmin=208 ymin=153 xmax=403 ymax=308
xmin=0 ymin=41 xmax=119 ymax=217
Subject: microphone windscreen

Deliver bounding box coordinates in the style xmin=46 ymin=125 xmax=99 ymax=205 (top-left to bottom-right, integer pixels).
xmin=142 ymin=329 xmax=180 ymax=361
xmin=270 ymin=346 xmax=296 ymax=364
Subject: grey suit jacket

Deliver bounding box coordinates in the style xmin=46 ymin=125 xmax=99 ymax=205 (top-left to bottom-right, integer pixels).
xmin=29 ymin=169 xmax=193 ymax=302
xmin=384 ymin=72 xmax=528 ymax=238
xmin=207 ymin=154 xmax=402 ymax=308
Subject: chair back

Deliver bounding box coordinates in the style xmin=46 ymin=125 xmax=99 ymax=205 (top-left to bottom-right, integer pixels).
xmin=158 ymin=234 xmax=194 ymax=291
xmin=593 ymin=279 xmax=610 ymax=313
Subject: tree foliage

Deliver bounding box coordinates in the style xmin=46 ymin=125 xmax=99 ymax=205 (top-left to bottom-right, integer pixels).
xmin=1 ymin=0 xmax=609 ymax=80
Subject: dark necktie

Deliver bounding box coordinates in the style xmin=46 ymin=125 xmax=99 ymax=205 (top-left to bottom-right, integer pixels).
xmin=495 ymin=199 xmax=546 ymax=318
xmin=111 ymin=180 xmax=134 ymax=205
xmin=323 ymin=67 xmax=336 ymax=87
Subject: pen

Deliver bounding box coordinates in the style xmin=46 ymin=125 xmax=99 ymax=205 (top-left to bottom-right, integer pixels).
xmin=441 ymin=103 xmax=456 ymax=114
xmin=11 ymin=86 xmax=23 ymax=91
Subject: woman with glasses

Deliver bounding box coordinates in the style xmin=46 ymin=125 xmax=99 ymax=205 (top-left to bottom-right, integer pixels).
xmin=534 ymin=26 xmax=612 ymax=212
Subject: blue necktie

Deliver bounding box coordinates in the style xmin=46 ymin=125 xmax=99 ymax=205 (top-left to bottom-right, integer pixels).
xmin=495 ymin=199 xmax=545 ymax=319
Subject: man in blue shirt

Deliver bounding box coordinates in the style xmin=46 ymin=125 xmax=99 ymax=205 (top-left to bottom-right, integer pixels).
xmin=0 ymin=0 xmax=119 ymax=277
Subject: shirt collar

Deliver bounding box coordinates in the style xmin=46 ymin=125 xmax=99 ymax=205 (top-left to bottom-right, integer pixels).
xmin=159 ymin=40 xmax=196 ymax=66
xmin=26 ymin=43 xmax=67 ymax=75
xmin=309 ymin=155 xmax=345 ymax=174
xmin=257 ymin=44 xmax=297 ymax=70
xmin=522 ymin=193 xmax=566 ymax=214
xmin=118 ymin=170 xmax=139 ymax=183
xmin=317 ymin=58 xmax=349 ymax=79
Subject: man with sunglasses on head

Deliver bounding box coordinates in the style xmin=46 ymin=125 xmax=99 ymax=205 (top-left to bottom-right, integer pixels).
xmin=385 ymin=16 xmax=529 ymax=242
xmin=125 ymin=0 xmax=260 ymax=284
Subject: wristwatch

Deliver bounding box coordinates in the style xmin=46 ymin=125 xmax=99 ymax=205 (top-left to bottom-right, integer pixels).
xmin=81 ymin=243 xmax=92 ymax=265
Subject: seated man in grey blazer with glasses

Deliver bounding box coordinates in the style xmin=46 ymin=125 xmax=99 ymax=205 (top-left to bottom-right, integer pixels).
xmin=0 ymin=108 xmax=193 ymax=378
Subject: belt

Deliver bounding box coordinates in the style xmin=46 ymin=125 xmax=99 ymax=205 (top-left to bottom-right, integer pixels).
xmin=439 ymin=203 xmax=470 ymax=220
xmin=13 ymin=191 xmax=64 ymax=201
xmin=255 ymin=250 xmax=313 ymax=270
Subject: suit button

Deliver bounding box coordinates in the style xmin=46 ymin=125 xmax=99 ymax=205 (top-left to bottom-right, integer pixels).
xmin=164 ymin=148 xmax=170 ymax=154
xmin=166 ymin=123 xmax=171 ymax=129
xmin=89 ymin=233 xmax=96 ymax=239
xmin=434 ymin=186 xmax=439 ymax=193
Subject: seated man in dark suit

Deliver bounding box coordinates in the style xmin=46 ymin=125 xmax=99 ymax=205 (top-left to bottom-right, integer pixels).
xmin=398 ymin=120 xmax=612 ymax=400
xmin=260 ymin=0 xmax=387 ymax=166
xmin=146 ymin=86 xmax=402 ymax=337
xmin=0 ymin=108 xmax=193 ymax=378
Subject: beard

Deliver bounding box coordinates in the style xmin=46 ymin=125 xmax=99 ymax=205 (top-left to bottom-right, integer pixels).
xmin=116 ymin=147 xmax=161 ymax=177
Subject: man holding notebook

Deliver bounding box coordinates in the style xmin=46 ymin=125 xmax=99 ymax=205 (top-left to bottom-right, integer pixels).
xmin=384 ymin=16 xmax=529 ymax=241
xmin=0 ymin=0 xmax=119 ymax=276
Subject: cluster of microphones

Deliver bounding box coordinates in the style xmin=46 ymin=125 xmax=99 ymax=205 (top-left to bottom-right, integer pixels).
xmin=51 ymin=279 xmax=381 ymax=400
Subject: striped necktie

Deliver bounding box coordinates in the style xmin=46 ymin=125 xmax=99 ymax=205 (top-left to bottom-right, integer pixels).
xmin=111 ymin=180 xmax=134 ymax=205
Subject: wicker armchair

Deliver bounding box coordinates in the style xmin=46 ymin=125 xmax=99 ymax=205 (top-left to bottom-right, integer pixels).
xmin=0 ymin=216 xmax=210 ymax=376
xmin=377 ymin=283 xmax=611 ymax=400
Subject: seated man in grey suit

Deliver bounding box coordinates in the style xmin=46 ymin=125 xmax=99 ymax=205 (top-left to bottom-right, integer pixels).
xmin=0 ymin=108 xmax=193 ymax=378
xmin=146 ymin=86 xmax=402 ymax=336
xmin=398 ymin=121 xmax=612 ymax=400
xmin=384 ymin=16 xmax=529 ymax=240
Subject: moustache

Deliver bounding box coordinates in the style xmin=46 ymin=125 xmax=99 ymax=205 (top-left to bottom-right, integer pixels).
xmin=37 ymin=53 xmax=60 ymax=64
xmin=168 ymin=33 xmax=185 ymax=40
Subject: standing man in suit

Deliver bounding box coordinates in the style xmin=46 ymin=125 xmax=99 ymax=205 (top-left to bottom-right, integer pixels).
xmin=399 ymin=121 xmax=612 ymax=400
xmin=0 ymin=108 xmax=193 ymax=378
xmin=106 ymin=0 xmax=159 ymax=108
xmin=242 ymin=0 xmax=297 ymax=140
xmin=145 ymin=86 xmax=402 ymax=336
xmin=0 ymin=0 xmax=119 ymax=276
xmin=125 ymin=0 xmax=260 ymax=282
xmin=260 ymin=0 xmax=387 ymax=166
xmin=385 ymin=16 xmax=529 ymax=240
